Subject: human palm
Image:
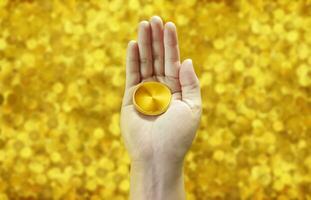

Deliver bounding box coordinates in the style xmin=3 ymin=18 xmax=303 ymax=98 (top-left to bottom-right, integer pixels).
xmin=121 ymin=16 xmax=202 ymax=163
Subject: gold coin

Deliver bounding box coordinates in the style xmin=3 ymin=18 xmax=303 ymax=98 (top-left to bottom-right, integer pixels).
xmin=133 ymin=82 xmax=172 ymax=116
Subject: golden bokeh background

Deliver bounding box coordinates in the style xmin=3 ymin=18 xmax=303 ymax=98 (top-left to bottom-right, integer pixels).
xmin=0 ymin=0 xmax=311 ymax=199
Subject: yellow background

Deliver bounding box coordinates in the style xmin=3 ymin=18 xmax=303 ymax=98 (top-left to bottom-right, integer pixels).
xmin=0 ymin=0 xmax=310 ymax=199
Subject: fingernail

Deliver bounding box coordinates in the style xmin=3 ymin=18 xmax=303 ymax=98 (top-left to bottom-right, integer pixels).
xmin=165 ymin=22 xmax=176 ymax=29
xmin=151 ymin=15 xmax=161 ymax=21
xmin=139 ymin=20 xmax=149 ymax=26
xmin=128 ymin=40 xmax=136 ymax=46
xmin=186 ymin=58 xmax=192 ymax=64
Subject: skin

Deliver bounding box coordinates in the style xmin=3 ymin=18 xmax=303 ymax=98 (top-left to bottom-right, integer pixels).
xmin=120 ymin=16 xmax=202 ymax=200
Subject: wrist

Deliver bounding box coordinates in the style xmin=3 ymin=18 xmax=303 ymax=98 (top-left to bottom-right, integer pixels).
xmin=130 ymin=159 xmax=185 ymax=200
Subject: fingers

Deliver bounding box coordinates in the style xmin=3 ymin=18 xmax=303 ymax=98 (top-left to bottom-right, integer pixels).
xmin=138 ymin=21 xmax=153 ymax=79
xmin=150 ymin=16 xmax=164 ymax=76
xmin=138 ymin=19 xmax=180 ymax=79
xmin=164 ymin=22 xmax=180 ymax=78
xmin=125 ymin=40 xmax=140 ymax=89
xmin=179 ymin=59 xmax=202 ymax=111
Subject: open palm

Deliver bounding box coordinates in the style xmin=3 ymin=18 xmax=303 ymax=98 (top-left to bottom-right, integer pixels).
xmin=121 ymin=16 xmax=202 ymax=163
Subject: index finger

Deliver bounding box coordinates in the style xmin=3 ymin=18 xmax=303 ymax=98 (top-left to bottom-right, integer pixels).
xmin=164 ymin=22 xmax=180 ymax=78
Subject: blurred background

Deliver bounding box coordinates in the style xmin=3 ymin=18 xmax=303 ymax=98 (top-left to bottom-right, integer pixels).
xmin=0 ymin=0 xmax=310 ymax=199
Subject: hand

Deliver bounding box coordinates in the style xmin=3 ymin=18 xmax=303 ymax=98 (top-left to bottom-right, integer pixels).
xmin=121 ymin=16 xmax=202 ymax=164
xmin=120 ymin=16 xmax=202 ymax=200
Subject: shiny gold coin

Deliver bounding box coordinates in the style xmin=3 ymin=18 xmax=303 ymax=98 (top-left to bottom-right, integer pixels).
xmin=133 ymin=81 xmax=172 ymax=116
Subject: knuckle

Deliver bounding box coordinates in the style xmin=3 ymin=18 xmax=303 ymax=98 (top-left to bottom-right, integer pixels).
xmin=152 ymin=53 xmax=161 ymax=60
xmin=140 ymin=57 xmax=152 ymax=64
xmin=153 ymin=54 xmax=164 ymax=63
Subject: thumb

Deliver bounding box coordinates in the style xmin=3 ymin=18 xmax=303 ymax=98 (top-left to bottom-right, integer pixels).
xmin=179 ymin=59 xmax=202 ymax=111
